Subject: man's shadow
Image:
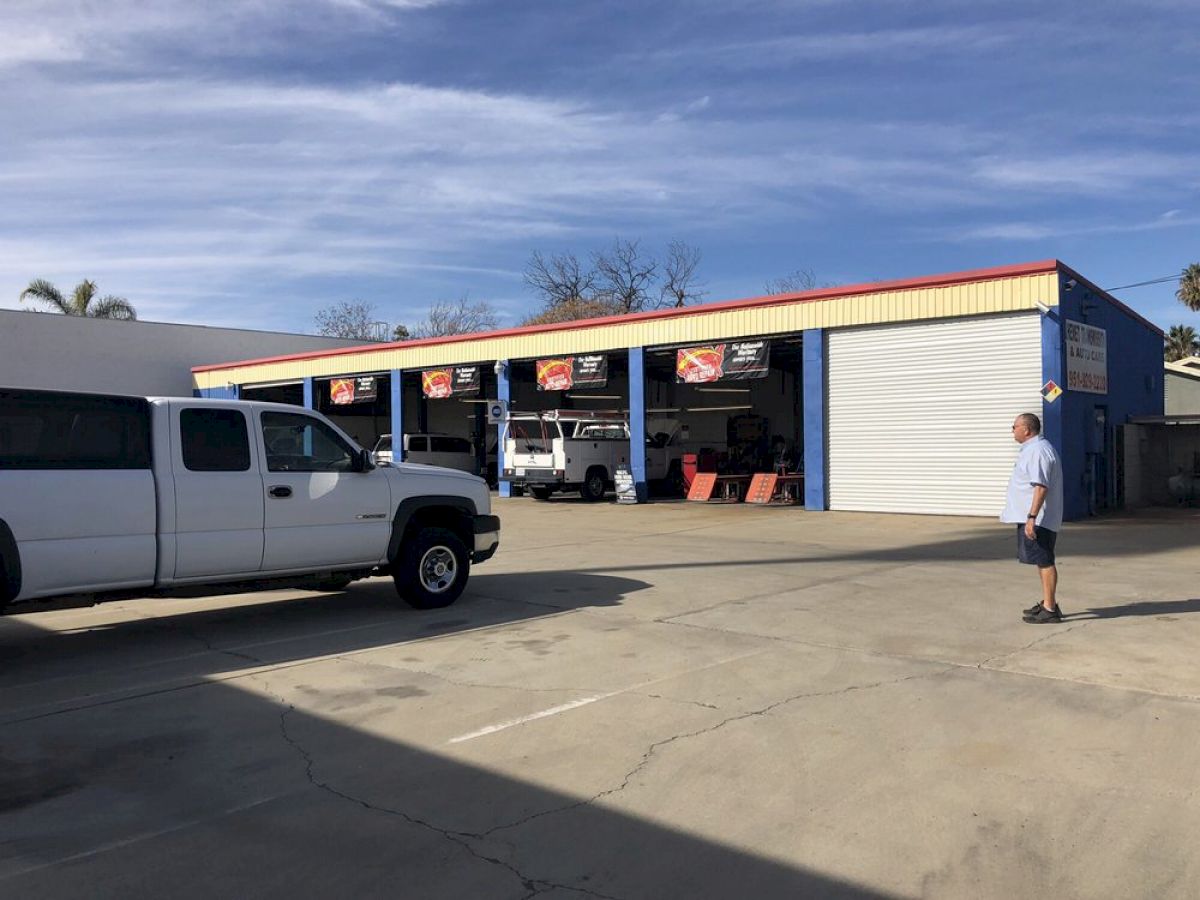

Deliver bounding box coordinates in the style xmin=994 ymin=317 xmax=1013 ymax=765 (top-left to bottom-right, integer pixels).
xmin=1064 ymin=598 xmax=1200 ymax=621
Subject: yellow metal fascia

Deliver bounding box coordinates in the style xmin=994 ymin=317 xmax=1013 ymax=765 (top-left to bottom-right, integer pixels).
xmin=193 ymin=272 xmax=1057 ymax=391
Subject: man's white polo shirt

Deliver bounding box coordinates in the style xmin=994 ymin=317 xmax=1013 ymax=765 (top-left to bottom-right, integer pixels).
xmin=1001 ymin=435 xmax=1063 ymax=532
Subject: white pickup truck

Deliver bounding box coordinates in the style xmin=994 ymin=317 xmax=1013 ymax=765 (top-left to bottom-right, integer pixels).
xmin=500 ymin=410 xmax=682 ymax=501
xmin=0 ymin=388 xmax=499 ymax=612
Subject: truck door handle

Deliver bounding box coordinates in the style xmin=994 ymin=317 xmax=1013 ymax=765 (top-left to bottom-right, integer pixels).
xmin=269 ymin=485 xmax=293 ymax=498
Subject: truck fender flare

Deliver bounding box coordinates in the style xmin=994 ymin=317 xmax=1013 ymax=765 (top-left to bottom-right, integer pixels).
xmin=0 ymin=519 xmax=21 ymax=606
xmin=387 ymin=496 xmax=478 ymax=563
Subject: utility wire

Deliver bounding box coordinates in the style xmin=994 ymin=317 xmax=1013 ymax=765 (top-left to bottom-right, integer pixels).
xmin=1105 ymin=274 xmax=1180 ymax=291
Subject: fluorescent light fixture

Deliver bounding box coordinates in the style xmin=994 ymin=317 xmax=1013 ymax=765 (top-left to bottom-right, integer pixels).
xmin=566 ymin=394 xmax=621 ymax=399
xmin=695 ymin=387 xmax=751 ymax=393
xmin=684 ymin=405 xmax=753 ymax=412
xmin=647 ymin=407 xmax=681 ymax=413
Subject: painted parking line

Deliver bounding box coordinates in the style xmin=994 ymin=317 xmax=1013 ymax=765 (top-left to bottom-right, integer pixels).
xmin=447 ymin=647 xmax=770 ymax=744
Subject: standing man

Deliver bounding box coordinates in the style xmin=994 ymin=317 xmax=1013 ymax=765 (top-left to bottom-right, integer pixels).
xmin=1001 ymin=412 xmax=1064 ymax=623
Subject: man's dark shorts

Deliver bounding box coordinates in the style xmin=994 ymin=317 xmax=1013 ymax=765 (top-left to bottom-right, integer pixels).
xmin=1016 ymin=524 xmax=1057 ymax=566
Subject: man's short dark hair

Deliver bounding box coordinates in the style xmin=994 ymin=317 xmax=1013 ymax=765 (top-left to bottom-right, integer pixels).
xmin=1018 ymin=412 xmax=1041 ymax=435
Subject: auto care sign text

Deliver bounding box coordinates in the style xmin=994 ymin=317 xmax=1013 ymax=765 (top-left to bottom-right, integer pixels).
xmin=1065 ymin=319 xmax=1107 ymax=395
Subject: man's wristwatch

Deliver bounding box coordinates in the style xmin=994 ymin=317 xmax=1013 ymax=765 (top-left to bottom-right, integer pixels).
xmin=1027 ymin=514 xmax=1037 ymax=519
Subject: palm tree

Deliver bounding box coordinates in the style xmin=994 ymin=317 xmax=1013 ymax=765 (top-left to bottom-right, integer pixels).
xmin=1178 ymin=264 xmax=1200 ymax=313
xmin=1164 ymin=324 xmax=1199 ymax=362
xmin=18 ymin=278 xmax=137 ymax=320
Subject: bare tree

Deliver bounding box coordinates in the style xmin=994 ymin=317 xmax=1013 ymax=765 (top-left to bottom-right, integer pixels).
xmin=660 ymin=241 xmax=705 ymax=308
xmin=593 ymin=238 xmax=658 ymax=313
xmin=520 ymin=296 xmax=624 ymax=327
xmin=524 ymin=250 xmax=596 ymax=308
xmin=411 ymin=295 xmax=499 ymax=338
xmin=764 ymin=268 xmax=819 ymax=295
xmin=313 ymin=299 xmax=385 ymax=340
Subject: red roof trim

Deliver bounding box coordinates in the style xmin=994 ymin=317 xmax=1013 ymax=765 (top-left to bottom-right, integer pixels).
xmin=193 ymin=259 xmax=1062 ymax=373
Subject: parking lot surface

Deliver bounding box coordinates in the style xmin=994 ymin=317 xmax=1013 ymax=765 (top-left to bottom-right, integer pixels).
xmin=2 ymin=499 xmax=1199 ymax=899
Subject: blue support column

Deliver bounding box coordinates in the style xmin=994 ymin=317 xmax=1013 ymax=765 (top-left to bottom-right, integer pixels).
xmin=497 ymin=361 xmax=512 ymax=498
xmin=390 ymin=369 xmax=404 ymax=461
xmin=302 ymin=377 xmax=315 ymax=455
xmin=802 ymin=328 xmax=826 ymax=511
xmin=628 ymin=346 xmax=648 ymax=502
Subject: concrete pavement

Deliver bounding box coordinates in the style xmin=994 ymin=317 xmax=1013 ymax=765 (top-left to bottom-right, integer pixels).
xmin=1 ymin=499 xmax=1198 ymax=898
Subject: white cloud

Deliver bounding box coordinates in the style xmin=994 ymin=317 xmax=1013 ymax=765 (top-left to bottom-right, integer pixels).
xmin=950 ymin=212 xmax=1200 ymax=243
xmin=0 ymin=0 xmax=448 ymax=68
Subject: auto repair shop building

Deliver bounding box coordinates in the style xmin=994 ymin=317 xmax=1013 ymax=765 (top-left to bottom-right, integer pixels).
xmin=191 ymin=259 xmax=1164 ymax=521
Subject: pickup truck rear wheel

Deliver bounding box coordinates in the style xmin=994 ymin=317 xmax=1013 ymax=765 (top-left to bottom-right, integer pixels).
xmin=530 ymin=486 xmax=553 ymax=501
xmin=394 ymin=526 xmax=470 ymax=609
xmin=580 ymin=467 xmax=607 ymax=502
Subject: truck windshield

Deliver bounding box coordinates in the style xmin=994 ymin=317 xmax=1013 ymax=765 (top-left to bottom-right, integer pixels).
xmin=508 ymin=419 xmax=558 ymax=453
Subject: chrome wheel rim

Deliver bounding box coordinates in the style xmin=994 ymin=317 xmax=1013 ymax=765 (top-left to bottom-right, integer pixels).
xmin=588 ymin=475 xmax=603 ymax=496
xmin=419 ymin=546 xmax=458 ymax=593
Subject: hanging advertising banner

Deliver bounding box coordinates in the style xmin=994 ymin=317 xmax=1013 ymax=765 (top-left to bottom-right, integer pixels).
xmin=536 ymin=355 xmax=609 ymax=391
xmin=329 ymin=376 xmax=378 ymax=405
xmin=675 ymin=341 xmax=770 ymax=383
xmin=1064 ymin=319 xmax=1108 ymax=395
xmin=421 ymin=366 xmax=480 ymax=399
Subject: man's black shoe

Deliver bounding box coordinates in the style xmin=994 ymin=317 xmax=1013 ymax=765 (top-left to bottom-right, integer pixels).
xmin=1023 ymin=604 xmax=1062 ymax=624
xmin=1024 ymin=601 xmax=1044 ymax=616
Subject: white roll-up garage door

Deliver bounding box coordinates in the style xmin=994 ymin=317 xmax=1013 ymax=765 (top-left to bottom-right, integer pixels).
xmin=827 ymin=312 xmax=1043 ymax=516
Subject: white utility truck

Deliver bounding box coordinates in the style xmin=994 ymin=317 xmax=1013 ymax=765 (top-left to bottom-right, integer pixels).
xmin=500 ymin=410 xmax=682 ymax=501
xmin=0 ymin=388 xmax=499 ymax=612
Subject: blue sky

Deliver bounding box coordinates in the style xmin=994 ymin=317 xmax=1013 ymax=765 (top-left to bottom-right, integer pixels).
xmin=2 ymin=0 xmax=1197 ymax=336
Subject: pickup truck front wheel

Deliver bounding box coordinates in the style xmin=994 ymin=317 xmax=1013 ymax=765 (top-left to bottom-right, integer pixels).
xmin=394 ymin=527 xmax=470 ymax=609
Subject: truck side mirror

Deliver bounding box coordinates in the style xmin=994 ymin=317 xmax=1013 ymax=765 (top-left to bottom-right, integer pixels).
xmin=352 ymin=448 xmax=374 ymax=472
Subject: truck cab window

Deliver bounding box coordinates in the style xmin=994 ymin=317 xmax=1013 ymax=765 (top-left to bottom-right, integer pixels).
xmin=262 ymin=411 xmax=355 ymax=473
xmin=181 ymin=408 xmax=251 ymax=472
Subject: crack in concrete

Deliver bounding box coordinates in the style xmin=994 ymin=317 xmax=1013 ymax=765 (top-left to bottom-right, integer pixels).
xmin=268 ymin=690 xmax=624 ymax=900
xmin=172 ymin=623 xmax=266 ymax=667
xmin=976 ymin=622 xmax=1092 ymax=670
xmin=635 ymin=692 xmax=720 ymax=711
xmin=482 ymin=666 xmax=954 ymax=838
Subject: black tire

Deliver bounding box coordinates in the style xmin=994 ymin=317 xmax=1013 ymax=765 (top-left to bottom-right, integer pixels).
xmin=530 ymin=486 xmax=554 ymax=501
xmin=580 ymin=467 xmax=608 ymax=502
xmin=393 ymin=526 xmax=470 ymax=609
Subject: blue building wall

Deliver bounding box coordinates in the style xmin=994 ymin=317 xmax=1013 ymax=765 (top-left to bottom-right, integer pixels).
xmin=196 ymin=385 xmax=239 ymax=399
xmin=1050 ymin=272 xmax=1163 ymax=520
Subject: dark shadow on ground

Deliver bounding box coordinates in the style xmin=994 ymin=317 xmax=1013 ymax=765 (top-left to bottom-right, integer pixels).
xmin=0 ymin=572 xmax=647 ymax=694
xmin=0 ymin=619 xmax=897 ymax=899
xmin=1063 ymin=598 xmax=1200 ymax=621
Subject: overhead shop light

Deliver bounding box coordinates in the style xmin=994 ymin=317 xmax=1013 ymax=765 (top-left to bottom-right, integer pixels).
xmin=647 ymin=407 xmax=681 ymax=413
xmin=683 ymin=405 xmax=754 ymax=412
xmin=566 ymin=394 xmax=622 ymax=399
xmin=694 ymin=387 xmax=751 ymax=393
